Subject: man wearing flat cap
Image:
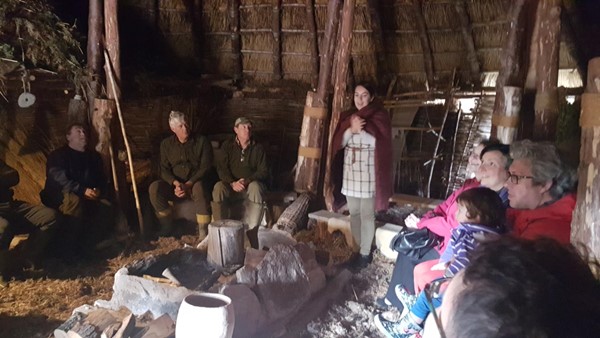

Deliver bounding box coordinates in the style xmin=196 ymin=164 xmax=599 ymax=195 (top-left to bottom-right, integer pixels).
xmin=212 ymin=117 xmax=268 ymax=228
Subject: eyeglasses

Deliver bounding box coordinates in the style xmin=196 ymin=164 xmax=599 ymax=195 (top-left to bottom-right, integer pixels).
xmin=508 ymin=173 xmax=534 ymax=184
xmin=424 ymin=277 xmax=452 ymax=338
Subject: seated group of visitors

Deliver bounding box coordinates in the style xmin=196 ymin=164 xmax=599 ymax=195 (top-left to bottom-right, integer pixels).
xmin=371 ymin=138 xmax=600 ymax=338
xmin=0 ymin=112 xmax=268 ymax=281
xmin=149 ymin=111 xmax=269 ymax=239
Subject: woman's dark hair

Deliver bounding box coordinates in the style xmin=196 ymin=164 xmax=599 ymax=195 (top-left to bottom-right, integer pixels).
xmin=354 ymin=82 xmax=376 ymax=97
xmin=456 ymin=187 xmax=506 ymax=230
xmin=446 ymin=237 xmax=600 ymax=338
xmin=480 ymin=143 xmax=512 ymax=169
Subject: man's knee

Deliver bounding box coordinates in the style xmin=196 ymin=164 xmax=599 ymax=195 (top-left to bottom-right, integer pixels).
xmin=246 ymin=181 xmax=266 ymax=204
xmin=212 ymin=181 xmax=230 ymax=202
xmin=59 ymin=193 xmax=83 ymax=217
xmin=149 ymin=180 xmax=171 ymax=211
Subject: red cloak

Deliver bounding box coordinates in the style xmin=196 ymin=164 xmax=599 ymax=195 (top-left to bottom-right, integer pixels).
xmin=330 ymin=100 xmax=393 ymax=212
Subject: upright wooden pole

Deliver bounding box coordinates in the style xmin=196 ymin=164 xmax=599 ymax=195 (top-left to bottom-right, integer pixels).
xmin=491 ymin=0 xmax=526 ymax=137
xmin=104 ymin=0 xmax=121 ymax=100
xmin=572 ymin=57 xmax=600 ymax=260
xmin=533 ymin=0 xmax=561 ymax=141
xmin=323 ymin=0 xmax=355 ymax=211
xmin=411 ymin=0 xmax=434 ymax=90
xmin=272 ymin=0 xmax=282 ymax=80
xmin=87 ymin=0 xmax=103 ymax=117
xmin=305 ymin=0 xmax=319 ymax=89
xmin=229 ymin=0 xmax=243 ymax=86
xmin=493 ymin=86 xmax=522 ymax=144
xmin=294 ymin=0 xmax=341 ymax=194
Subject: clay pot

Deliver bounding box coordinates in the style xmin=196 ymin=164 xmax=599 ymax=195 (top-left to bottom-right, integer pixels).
xmin=176 ymin=293 xmax=235 ymax=338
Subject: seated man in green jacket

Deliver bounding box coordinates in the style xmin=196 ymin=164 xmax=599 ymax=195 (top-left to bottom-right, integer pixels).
xmin=149 ymin=111 xmax=213 ymax=238
xmin=213 ymin=117 xmax=268 ymax=229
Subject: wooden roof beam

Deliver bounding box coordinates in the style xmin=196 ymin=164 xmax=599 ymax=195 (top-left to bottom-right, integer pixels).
xmin=411 ymin=0 xmax=435 ymax=90
xmin=454 ymin=0 xmax=481 ymax=87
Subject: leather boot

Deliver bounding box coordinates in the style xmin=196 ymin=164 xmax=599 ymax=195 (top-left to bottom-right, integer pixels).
xmin=196 ymin=214 xmax=210 ymax=241
xmin=245 ymin=202 xmax=265 ymax=229
xmin=156 ymin=210 xmax=173 ymax=237
xmin=211 ymin=201 xmax=228 ymax=221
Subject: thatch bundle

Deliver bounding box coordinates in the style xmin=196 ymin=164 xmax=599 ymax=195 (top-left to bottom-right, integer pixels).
xmin=467 ymin=0 xmax=511 ymax=22
xmin=473 ymin=24 xmax=508 ymax=48
xmin=422 ymin=2 xmax=459 ymax=29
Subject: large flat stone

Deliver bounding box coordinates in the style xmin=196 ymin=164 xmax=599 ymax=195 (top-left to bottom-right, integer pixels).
xmin=257 ymin=228 xmax=297 ymax=250
xmin=254 ymin=245 xmax=311 ymax=320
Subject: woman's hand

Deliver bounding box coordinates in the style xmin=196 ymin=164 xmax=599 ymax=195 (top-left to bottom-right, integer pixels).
xmin=404 ymin=213 xmax=420 ymax=229
xmin=350 ymin=115 xmax=365 ymax=134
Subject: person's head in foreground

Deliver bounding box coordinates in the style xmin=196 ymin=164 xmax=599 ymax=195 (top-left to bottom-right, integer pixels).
xmin=439 ymin=237 xmax=600 ymax=338
xmin=506 ymin=140 xmax=576 ymax=209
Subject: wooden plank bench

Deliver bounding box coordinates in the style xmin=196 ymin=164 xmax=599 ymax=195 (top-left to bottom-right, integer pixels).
xmin=388 ymin=193 xmax=443 ymax=210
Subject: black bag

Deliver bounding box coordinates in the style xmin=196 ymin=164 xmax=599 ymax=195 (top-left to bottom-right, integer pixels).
xmin=390 ymin=228 xmax=443 ymax=259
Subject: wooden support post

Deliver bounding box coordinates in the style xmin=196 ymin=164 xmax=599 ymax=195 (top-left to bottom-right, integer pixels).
xmin=533 ymin=0 xmax=561 ymax=141
xmin=294 ymin=0 xmax=341 ymax=194
xmin=493 ymin=86 xmax=522 ymax=144
xmin=572 ymin=57 xmax=600 ymax=259
xmin=454 ymin=0 xmax=480 ymax=86
xmin=305 ymin=0 xmax=319 ymax=89
xmin=230 ymin=0 xmax=243 ymax=86
xmin=272 ymin=0 xmax=282 ymax=80
xmin=207 ymin=220 xmax=245 ymax=267
xmin=323 ymin=0 xmax=355 ymax=211
xmin=411 ymin=0 xmax=435 ymax=90
xmin=87 ymin=0 xmax=103 ymax=119
xmin=366 ymin=0 xmax=386 ymax=85
xmin=492 ymin=0 xmax=526 ymax=137
xmin=104 ymin=0 xmax=121 ymax=100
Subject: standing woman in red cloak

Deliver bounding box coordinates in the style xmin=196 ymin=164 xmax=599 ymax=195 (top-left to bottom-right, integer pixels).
xmin=330 ymin=83 xmax=393 ymax=269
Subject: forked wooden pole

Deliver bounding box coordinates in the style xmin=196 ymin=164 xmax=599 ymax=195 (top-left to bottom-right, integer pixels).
xmin=103 ymin=50 xmax=145 ymax=235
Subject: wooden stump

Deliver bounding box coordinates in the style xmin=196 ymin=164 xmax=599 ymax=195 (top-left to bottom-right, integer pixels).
xmin=207 ymin=220 xmax=245 ymax=267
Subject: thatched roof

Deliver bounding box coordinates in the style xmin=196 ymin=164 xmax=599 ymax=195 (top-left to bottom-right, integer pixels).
xmin=118 ymin=0 xmax=597 ymax=92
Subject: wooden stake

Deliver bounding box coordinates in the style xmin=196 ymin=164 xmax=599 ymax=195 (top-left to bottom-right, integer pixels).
xmin=104 ymin=51 xmax=145 ymax=236
xmin=533 ymin=0 xmax=561 ymax=141
xmin=86 ymin=0 xmax=103 ymax=120
xmin=572 ymin=57 xmax=600 ymax=260
xmin=294 ymin=0 xmax=341 ymax=194
xmin=324 ymin=0 xmax=355 ymax=211
xmin=105 ymin=0 xmax=121 ymax=100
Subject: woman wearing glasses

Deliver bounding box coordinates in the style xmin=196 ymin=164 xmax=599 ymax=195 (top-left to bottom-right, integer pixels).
xmin=505 ymin=140 xmax=577 ymax=244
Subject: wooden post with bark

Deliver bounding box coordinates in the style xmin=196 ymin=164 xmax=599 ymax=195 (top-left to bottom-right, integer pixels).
xmin=294 ymin=0 xmax=341 ymax=194
xmin=87 ymin=0 xmax=103 ymax=119
xmin=230 ymin=0 xmax=243 ymax=86
xmin=493 ymin=86 xmax=522 ymax=144
xmin=411 ymin=0 xmax=434 ymax=90
xmin=105 ymin=0 xmax=121 ymax=100
xmin=305 ymin=0 xmax=319 ymax=89
xmin=491 ymin=0 xmax=526 ymax=137
xmin=572 ymin=57 xmax=600 ymax=260
xmin=533 ymin=0 xmax=561 ymax=141
xmin=272 ymin=0 xmax=282 ymax=80
xmin=323 ymin=0 xmax=355 ymax=211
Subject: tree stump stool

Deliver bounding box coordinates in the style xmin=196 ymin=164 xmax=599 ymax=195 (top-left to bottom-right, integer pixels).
xmin=207 ymin=220 xmax=245 ymax=267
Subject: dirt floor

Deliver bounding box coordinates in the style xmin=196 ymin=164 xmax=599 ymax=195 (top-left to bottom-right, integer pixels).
xmin=0 ymin=207 xmax=414 ymax=338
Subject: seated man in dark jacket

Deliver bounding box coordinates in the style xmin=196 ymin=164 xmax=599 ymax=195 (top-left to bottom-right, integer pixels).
xmin=1 ymin=159 xmax=58 ymax=278
xmin=148 ymin=111 xmax=213 ymax=239
xmin=41 ymin=123 xmax=115 ymax=252
xmin=213 ymin=117 xmax=268 ymax=229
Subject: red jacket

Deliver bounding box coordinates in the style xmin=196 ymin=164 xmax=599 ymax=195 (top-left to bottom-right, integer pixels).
xmin=507 ymin=193 xmax=576 ymax=244
xmin=418 ymin=179 xmax=481 ymax=252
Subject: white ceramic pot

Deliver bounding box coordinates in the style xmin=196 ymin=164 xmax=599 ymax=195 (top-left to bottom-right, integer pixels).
xmin=176 ymin=293 xmax=235 ymax=338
